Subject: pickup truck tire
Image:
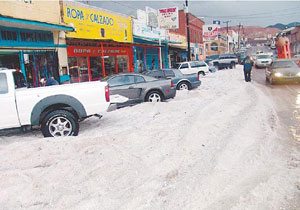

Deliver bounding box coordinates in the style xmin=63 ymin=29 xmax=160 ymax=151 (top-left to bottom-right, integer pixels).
xmin=41 ymin=110 xmax=79 ymax=137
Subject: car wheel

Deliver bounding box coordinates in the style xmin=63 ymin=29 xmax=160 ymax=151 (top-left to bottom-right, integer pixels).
xmin=177 ymin=81 xmax=190 ymax=90
xmin=230 ymin=62 xmax=235 ymax=68
xmin=146 ymin=91 xmax=163 ymax=102
xmin=198 ymin=71 xmax=205 ymax=77
xmin=41 ymin=110 xmax=79 ymax=137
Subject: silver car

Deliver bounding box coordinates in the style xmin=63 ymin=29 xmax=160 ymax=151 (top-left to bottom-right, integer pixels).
xmin=265 ymin=59 xmax=300 ymax=84
xmin=107 ymin=73 xmax=176 ymax=107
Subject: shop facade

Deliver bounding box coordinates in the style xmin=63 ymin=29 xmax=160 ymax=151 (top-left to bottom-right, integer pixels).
xmin=0 ymin=1 xmax=73 ymax=87
xmin=62 ymin=1 xmax=134 ymax=83
xmin=132 ymin=11 xmax=170 ymax=72
xmin=168 ymin=32 xmax=188 ymax=68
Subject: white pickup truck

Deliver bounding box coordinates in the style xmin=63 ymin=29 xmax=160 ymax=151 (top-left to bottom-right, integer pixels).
xmin=0 ymin=69 xmax=113 ymax=137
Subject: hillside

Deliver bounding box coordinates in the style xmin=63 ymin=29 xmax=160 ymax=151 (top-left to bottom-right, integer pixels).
xmin=223 ymin=26 xmax=281 ymax=39
xmin=267 ymin=22 xmax=300 ymax=30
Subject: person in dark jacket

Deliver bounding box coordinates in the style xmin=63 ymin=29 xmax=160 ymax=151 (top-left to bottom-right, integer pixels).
xmin=40 ymin=76 xmax=59 ymax=86
xmin=243 ymin=56 xmax=254 ymax=82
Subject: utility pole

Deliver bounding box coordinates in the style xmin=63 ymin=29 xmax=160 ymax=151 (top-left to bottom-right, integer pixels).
xmin=238 ymin=23 xmax=241 ymax=49
xmin=185 ymin=0 xmax=191 ymax=61
xmin=223 ymin=20 xmax=231 ymax=53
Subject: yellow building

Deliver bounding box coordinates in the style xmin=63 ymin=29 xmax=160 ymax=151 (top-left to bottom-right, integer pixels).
xmin=205 ymin=38 xmax=227 ymax=56
xmin=0 ymin=0 xmax=73 ymax=86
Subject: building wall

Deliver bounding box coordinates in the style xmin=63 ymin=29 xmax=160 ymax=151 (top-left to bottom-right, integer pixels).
xmin=0 ymin=0 xmax=61 ymax=24
xmin=205 ymin=39 xmax=226 ymax=56
xmin=170 ymin=10 xmax=204 ymax=44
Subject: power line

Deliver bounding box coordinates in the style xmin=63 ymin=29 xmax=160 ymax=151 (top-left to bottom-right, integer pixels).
xmin=194 ymin=6 xmax=300 ymax=19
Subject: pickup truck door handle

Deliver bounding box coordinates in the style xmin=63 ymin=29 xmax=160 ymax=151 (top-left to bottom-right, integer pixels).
xmin=128 ymin=86 xmax=134 ymax=89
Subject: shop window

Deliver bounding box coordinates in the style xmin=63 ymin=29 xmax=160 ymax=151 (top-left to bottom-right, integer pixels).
xmin=78 ymin=57 xmax=89 ymax=82
xmin=20 ymin=31 xmax=37 ymax=42
xmin=90 ymin=57 xmax=103 ymax=80
xmin=117 ymin=55 xmax=128 ymax=73
xmin=38 ymin=33 xmax=52 ymax=42
xmin=211 ymin=42 xmax=218 ymax=51
xmin=68 ymin=57 xmax=79 ymax=83
xmin=0 ymin=73 xmax=8 ymax=94
xmin=104 ymin=56 xmax=116 ymax=76
xmin=1 ymin=30 xmax=17 ymax=41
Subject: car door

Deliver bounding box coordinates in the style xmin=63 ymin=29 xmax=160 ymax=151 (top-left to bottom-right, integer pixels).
xmin=108 ymin=75 xmax=139 ymax=104
xmin=178 ymin=63 xmax=191 ymax=74
xmin=0 ymin=72 xmax=20 ymax=129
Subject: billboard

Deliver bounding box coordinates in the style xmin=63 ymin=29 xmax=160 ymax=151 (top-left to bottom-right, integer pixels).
xmin=133 ymin=19 xmax=167 ymax=40
xmin=146 ymin=7 xmax=158 ymax=28
xmin=63 ymin=3 xmax=133 ymax=43
xmin=203 ymin=24 xmax=218 ymax=41
xmin=158 ymin=7 xmax=179 ymax=29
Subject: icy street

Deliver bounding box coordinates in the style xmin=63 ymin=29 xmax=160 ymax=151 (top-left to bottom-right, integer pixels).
xmin=1 ymin=65 xmax=300 ymax=210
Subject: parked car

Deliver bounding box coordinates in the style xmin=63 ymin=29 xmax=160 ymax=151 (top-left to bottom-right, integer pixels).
xmin=107 ymin=73 xmax=176 ymax=107
xmin=265 ymin=59 xmax=300 ymax=84
xmin=175 ymin=61 xmax=209 ymax=76
xmin=205 ymin=54 xmax=220 ymax=65
xmin=144 ymin=69 xmax=201 ymax=90
xmin=255 ymin=54 xmax=272 ymax=68
xmin=212 ymin=54 xmax=238 ymax=69
xmin=0 ymin=69 xmax=113 ymax=137
xmin=293 ymin=54 xmax=300 ymax=58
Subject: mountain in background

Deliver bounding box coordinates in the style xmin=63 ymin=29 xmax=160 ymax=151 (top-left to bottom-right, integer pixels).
xmin=267 ymin=22 xmax=300 ymax=30
xmin=226 ymin=26 xmax=280 ymax=39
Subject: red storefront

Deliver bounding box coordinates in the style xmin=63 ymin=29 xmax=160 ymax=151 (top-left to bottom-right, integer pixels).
xmin=67 ymin=40 xmax=134 ymax=83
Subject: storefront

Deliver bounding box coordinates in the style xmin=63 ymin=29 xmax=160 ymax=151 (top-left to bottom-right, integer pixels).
xmin=0 ymin=1 xmax=74 ymax=87
xmin=66 ymin=40 xmax=133 ymax=82
xmin=168 ymin=32 xmax=188 ymax=68
xmin=0 ymin=19 xmax=73 ymax=87
xmin=63 ymin=1 xmax=134 ymax=83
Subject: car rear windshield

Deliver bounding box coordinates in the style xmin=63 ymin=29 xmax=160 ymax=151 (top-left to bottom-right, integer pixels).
xmin=258 ymin=55 xmax=271 ymax=59
xmin=272 ymin=60 xmax=298 ymax=69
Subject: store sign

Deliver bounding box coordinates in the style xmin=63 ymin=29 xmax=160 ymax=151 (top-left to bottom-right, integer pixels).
xmin=68 ymin=46 xmax=128 ymax=56
xmin=133 ymin=19 xmax=166 ymax=40
xmin=168 ymin=32 xmax=187 ymax=48
xmin=146 ymin=7 xmax=158 ymax=28
xmin=63 ymin=3 xmax=133 ymax=43
xmin=203 ymin=24 xmax=218 ymax=41
xmin=158 ymin=7 xmax=179 ymax=29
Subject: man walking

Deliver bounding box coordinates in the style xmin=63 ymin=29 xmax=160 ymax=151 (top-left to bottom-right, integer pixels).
xmin=243 ymin=56 xmax=253 ymax=82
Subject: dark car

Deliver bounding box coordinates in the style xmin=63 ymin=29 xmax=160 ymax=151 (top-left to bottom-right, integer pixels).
xmin=107 ymin=73 xmax=176 ymax=107
xmin=144 ymin=69 xmax=201 ymax=90
xmin=205 ymin=54 xmax=220 ymax=65
xmin=265 ymin=59 xmax=300 ymax=84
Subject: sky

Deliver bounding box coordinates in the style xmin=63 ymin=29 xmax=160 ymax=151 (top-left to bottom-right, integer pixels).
xmin=85 ymin=1 xmax=300 ymax=27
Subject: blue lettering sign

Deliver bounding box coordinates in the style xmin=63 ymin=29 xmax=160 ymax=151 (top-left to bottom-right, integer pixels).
xmin=67 ymin=7 xmax=84 ymax=20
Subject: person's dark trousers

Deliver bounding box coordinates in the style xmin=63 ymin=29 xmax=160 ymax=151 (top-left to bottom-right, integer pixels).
xmin=244 ymin=70 xmax=251 ymax=82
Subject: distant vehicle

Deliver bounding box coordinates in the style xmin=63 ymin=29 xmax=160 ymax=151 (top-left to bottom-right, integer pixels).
xmin=293 ymin=54 xmax=300 ymax=58
xmin=175 ymin=61 xmax=210 ymax=76
xmin=246 ymin=44 xmax=251 ymax=49
xmin=144 ymin=69 xmax=201 ymax=90
xmin=256 ymin=50 xmax=264 ymax=55
xmin=0 ymin=69 xmax=112 ymax=137
xmin=270 ymin=44 xmax=276 ymax=49
xmin=205 ymin=54 xmax=220 ymax=65
xmin=107 ymin=73 xmax=176 ymax=107
xmin=255 ymin=54 xmax=272 ymax=68
xmin=265 ymin=59 xmax=300 ymax=84
xmin=212 ymin=54 xmax=238 ymax=70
